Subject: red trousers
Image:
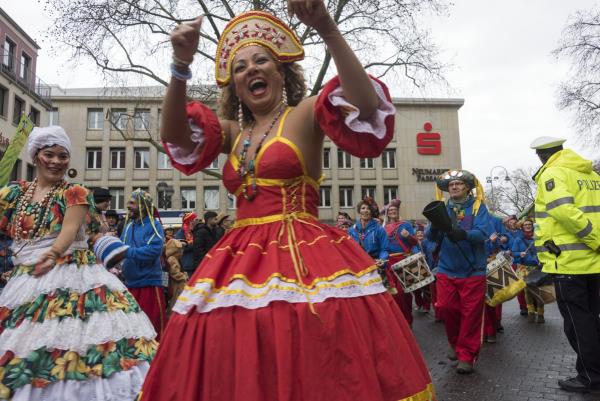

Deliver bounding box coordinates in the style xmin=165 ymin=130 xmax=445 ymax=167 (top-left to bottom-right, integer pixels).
xmin=385 ymin=269 xmax=413 ymax=326
xmin=436 ymin=273 xmax=486 ymax=363
xmin=484 ymin=304 xmax=502 ymax=336
xmin=129 ymin=286 xmax=166 ymax=341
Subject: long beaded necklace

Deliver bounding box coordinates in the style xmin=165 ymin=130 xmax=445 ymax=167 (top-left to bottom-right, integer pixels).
xmin=14 ymin=178 xmax=66 ymax=240
xmin=237 ymin=104 xmax=285 ymax=201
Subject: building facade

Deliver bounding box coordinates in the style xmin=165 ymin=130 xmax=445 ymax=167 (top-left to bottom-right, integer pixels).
xmin=51 ymin=87 xmax=463 ymax=222
xmin=0 ymin=7 xmax=52 ymax=181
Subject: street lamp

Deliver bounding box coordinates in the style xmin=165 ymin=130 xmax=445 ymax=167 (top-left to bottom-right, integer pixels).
xmin=486 ymin=165 xmax=511 ymax=212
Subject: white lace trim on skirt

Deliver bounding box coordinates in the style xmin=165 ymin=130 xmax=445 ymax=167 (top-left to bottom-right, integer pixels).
xmin=173 ymin=269 xmax=386 ymax=315
xmin=12 ymin=361 xmax=149 ymax=401
xmin=0 ymin=263 xmax=127 ymax=309
xmin=0 ymin=311 xmax=156 ymax=358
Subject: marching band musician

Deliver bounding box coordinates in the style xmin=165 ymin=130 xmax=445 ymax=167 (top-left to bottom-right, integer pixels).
xmin=511 ymin=218 xmax=544 ymax=323
xmin=383 ymin=199 xmax=417 ymax=325
xmin=349 ymin=197 xmax=390 ymax=290
xmin=425 ymin=169 xmax=493 ymax=374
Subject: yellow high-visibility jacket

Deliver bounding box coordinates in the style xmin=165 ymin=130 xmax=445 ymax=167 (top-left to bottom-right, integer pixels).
xmin=533 ymin=149 xmax=600 ymax=274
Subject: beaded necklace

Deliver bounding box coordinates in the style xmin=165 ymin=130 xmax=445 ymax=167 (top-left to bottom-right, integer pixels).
xmin=14 ymin=178 xmax=66 ymax=240
xmin=237 ymin=104 xmax=285 ymax=201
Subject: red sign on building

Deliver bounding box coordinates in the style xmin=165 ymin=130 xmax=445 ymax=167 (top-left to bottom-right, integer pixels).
xmin=416 ymin=122 xmax=441 ymax=155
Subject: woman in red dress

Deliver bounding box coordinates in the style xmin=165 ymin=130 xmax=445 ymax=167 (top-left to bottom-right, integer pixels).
xmin=139 ymin=2 xmax=435 ymax=400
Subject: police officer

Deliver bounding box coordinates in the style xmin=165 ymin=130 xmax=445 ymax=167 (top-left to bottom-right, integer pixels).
xmin=531 ymin=136 xmax=600 ymax=395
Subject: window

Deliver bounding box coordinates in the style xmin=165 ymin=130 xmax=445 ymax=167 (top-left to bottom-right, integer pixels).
xmin=339 ymin=186 xmax=354 ymax=208
xmin=134 ymin=108 xmax=151 ymax=131
xmin=382 ymin=149 xmax=396 ymax=169
xmin=383 ymin=186 xmax=398 ymax=206
xmin=109 ymin=188 xmax=125 ymax=210
xmin=134 ymin=148 xmax=150 ymax=169
xmin=157 ymin=187 xmax=173 ymax=209
xmin=13 ymin=96 xmax=24 ymax=125
xmin=26 ymin=163 xmax=34 ymax=181
xmin=207 ymin=158 xmax=219 ymax=169
xmin=158 ymin=152 xmax=171 ymax=169
xmin=110 ymin=148 xmax=125 ymax=169
xmin=86 ymin=148 xmax=102 ymax=169
xmin=319 ymin=186 xmax=331 ymax=208
xmin=227 ymin=193 xmax=236 ymax=209
xmin=360 ymin=158 xmax=375 ymax=169
xmin=30 ymin=107 xmax=40 ymax=126
xmin=181 ymin=188 xmax=196 ymax=209
xmin=323 ymin=148 xmax=330 ymax=169
xmin=0 ymin=85 xmax=7 ymax=118
xmin=3 ymin=38 xmax=15 ymax=71
xmin=87 ymin=108 xmax=104 ymax=130
xmin=361 ymin=186 xmax=376 ymax=200
xmin=111 ymin=108 xmax=128 ymax=130
xmin=204 ymin=187 xmax=219 ymax=210
xmin=337 ymin=150 xmax=352 ymax=169
xmin=19 ymin=52 xmax=31 ymax=82
xmin=48 ymin=108 xmax=59 ymax=125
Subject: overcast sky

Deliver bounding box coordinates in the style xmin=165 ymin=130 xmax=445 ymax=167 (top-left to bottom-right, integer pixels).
xmin=2 ymin=0 xmax=598 ymax=187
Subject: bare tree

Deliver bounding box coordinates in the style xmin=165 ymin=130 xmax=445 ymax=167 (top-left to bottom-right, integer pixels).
xmin=554 ymin=8 xmax=600 ymax=146
xmin=43 ymin=0 xmax=449 ymax=96
xmin=594 ymin=158 xmax=600 ymax=174
xmin=485 ymin=167 xmax=537 ymax=216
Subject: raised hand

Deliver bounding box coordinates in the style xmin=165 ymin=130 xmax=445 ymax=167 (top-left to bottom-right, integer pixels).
xmin=171 ymin=16 xmax=204 ymax=64
xmin=287 ymin=0 xmax=334 ymax=33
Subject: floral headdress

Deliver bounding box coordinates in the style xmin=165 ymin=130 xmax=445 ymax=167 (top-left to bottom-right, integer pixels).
xmin=215 ymin=10 xmax=304 ymax=87
xmin=359 ymin=196 xmax=380 ymax=219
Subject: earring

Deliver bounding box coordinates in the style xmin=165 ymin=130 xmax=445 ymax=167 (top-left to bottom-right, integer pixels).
xmin=281 ymin=85 xmax=288 ymax=106
xmin=238 ymin=99 xmax=244 ymax=132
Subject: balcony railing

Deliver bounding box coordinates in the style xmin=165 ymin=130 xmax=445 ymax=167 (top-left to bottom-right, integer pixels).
xmin=0 ymin=50 xmax=52 ymax=109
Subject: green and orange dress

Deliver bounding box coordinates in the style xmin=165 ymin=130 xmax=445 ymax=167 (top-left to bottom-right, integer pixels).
xmin=0 ymin=181 xmax=157 ymax=400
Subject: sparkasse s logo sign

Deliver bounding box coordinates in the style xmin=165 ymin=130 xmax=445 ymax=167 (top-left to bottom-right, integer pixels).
xmin=416 ymin=122 xmax=441 ymax=155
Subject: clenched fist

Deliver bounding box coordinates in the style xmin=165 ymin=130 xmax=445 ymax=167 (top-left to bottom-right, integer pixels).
xmin=171 ymin=16 xmax=203 ymax=64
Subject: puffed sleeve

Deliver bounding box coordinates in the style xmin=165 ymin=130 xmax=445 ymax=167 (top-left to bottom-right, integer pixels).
xmin=314 ymin=76 xmax=396 ymax=158
xmin=162 ymin=101 xmax=225 ymax=176
xmin=64 ymin=184 xmax=91 ymax=208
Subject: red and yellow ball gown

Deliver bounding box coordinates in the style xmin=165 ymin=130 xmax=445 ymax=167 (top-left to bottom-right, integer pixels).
xmin=139 ymin=77 xmax=436 ymax=401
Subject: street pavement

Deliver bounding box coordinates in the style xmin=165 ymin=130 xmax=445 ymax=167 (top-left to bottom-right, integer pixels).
xmin=412 ymin=298 xmax=599 ymax=401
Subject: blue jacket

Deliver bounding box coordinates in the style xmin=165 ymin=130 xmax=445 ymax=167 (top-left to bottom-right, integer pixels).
xmin=121 ymin=216 xmax=165 ymax=288
xmin=348 ymin=219 xmax=389 ymax=262
xmin=504 ymin=228 xmax=522 ymax=250
xmin=512 ymin=235 xmax=539 ymax=266
xmin=386 ymin=221 xmax=415 ymax=254
xmin=425 ymin=197 xmax=493 ymax=278
xmin=486 ymin=215 xmax=510 ymax=255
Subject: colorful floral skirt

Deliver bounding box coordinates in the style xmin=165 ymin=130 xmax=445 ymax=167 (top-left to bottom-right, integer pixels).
xmin=0 ymin=241 xmax=157 ymax=400
xmin=140 ymin=217 xmax=435 ymax=401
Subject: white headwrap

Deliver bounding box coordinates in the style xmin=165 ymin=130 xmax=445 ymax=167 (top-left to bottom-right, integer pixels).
xmin=27 ymin=126 xmax=72 ymax=160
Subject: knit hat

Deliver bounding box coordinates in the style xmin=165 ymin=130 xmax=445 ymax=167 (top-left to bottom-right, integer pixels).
xmin=93 ymin=236 xmax=129 ymax=269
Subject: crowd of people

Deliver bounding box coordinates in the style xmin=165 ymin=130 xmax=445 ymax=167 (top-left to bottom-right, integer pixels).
xmin=0 ymin=0 xmax=597 ymax=399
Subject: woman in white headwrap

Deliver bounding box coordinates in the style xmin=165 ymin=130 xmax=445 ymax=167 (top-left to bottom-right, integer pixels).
xmin=0 ymin=126 xmax=157 ymax=400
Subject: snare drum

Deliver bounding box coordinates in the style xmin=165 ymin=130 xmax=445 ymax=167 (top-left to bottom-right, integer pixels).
xmin=391 ymin=252 xmax=435 ymax=293
xmin=486 ymin=253 xmax=526 ymax=307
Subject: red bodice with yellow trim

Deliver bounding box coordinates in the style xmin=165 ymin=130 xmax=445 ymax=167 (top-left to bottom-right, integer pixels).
xmin=223 ymin=111 xmax=320 ymax=221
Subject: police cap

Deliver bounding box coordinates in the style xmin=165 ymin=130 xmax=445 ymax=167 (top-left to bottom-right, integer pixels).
xmin=529 ymin=136 xmax=566 ymax=150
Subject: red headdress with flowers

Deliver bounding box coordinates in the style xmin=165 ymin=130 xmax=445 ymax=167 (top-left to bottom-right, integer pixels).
xmin=215 ymin=10 xmax=304 ymax=87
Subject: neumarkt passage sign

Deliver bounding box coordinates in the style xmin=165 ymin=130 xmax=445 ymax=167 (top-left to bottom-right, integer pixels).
xmin=412 ymin=168 xmax=448 ymax=182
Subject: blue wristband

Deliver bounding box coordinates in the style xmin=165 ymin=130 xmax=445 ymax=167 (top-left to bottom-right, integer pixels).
xmin=170 ymin=63 xmax=192 ymax=81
